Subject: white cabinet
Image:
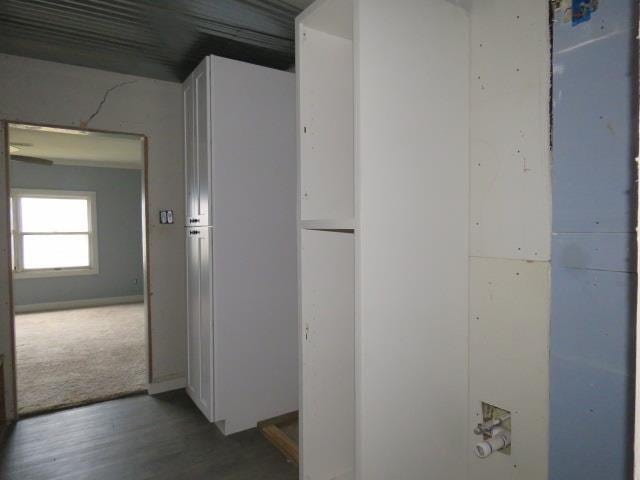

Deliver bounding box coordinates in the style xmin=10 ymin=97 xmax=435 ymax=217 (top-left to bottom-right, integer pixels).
xmin=184 ymin=58 xmax=212 ymax=227
xmin=185 ymin=226 xmax=214 ymax=421
xmin=183 ymin=55 xmax=298 ymax=435
xmin=298 ymin=1 xmax=550 ymax=480
xmin=297 ymin=1 xmax=469 ymax=479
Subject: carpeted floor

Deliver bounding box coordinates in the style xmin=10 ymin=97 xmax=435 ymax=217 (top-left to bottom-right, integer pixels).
xmin=15 ymin=303 xmax=147 ymax=415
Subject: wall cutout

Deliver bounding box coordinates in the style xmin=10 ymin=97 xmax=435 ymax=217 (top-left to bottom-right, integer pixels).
xmin=553 ymin=0 xmax=600 ymax=24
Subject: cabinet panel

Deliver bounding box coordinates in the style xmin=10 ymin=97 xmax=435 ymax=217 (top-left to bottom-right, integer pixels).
xmin=184 ymin=58 xmax=211 ymax=226
xmin=186 ymin=227 xmax=214 ymax=421
xmin=300 ymin=229 xmax=354 ymax=480
xmin=184 ymin=73 xmax=196 ymax=225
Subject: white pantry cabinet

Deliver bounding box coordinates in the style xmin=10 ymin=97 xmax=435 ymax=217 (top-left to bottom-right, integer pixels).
xmin=183 ymin=55 xmax=298 ymax=435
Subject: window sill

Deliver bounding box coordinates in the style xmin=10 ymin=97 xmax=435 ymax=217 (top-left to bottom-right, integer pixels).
xmin=13 ymin=267 xmax=99 ymax=279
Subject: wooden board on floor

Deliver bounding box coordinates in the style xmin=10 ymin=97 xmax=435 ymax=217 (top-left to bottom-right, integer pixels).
xmin=258 ymin=411 xmax=299 ymax=465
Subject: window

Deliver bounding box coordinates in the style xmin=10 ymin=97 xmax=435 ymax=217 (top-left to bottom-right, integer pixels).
xmin=11 ymin=189 xmax=99 ymax=278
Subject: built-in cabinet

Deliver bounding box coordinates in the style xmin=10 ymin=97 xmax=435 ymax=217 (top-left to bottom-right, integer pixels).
xmin=183 ymin=55 xmax=298 ymax=435
xmin=297 ymin=1 xmax=550 ymax=480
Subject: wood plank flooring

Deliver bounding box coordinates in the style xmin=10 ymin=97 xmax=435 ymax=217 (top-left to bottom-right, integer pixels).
xmin=0 ymin=390 xmax=298 ymax=480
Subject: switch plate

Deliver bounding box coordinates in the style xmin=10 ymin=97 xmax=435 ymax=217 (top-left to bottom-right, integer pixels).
xmin=159 ymin=210 xmax=174 ymax=224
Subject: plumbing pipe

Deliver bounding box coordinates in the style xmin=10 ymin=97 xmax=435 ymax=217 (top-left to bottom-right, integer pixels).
xmin=473 ymin=414 xmax=511 ymax=436
xmin=475 ymin=427 xmax=511 ymax=458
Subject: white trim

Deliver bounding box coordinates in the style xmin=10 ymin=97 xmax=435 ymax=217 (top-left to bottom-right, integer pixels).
xmin=10 ymin=188 xmax=99 ymax=278
xmin=14 ymin=294 xmax=143 ymax=313
xmin=147 ymin=377 xmax=186 ymax=395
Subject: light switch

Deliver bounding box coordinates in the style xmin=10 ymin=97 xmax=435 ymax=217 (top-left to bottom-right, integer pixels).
xmin=159 ymin=210 xmax=174 ymax=224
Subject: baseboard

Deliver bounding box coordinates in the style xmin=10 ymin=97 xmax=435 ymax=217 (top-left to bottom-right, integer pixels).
xmin=147 ymin=377 xmax=186 ymax=395
xmin=14 ymin=295 xmax=144 ymax=313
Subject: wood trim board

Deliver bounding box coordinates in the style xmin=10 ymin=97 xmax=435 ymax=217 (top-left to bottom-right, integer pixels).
xmin=258 ymin=411 xmax=299 ymax=465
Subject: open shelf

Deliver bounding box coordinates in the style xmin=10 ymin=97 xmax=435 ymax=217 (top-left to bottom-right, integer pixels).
xmin=301 ymin=218 xmax=355 ymax=231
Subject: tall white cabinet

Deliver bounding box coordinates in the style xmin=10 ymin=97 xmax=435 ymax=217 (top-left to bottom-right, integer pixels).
xmin=298 ymin=1 xmax=551 ymax=480
xmin=183 ymin=55 xmax=298 ymax=435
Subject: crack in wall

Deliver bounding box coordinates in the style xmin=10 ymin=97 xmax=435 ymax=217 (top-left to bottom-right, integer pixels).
xmin=81 ymin=80 xmax=138 ymax=128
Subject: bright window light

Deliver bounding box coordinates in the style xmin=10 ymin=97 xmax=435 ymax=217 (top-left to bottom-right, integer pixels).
xmin=23 ymin=234 xmax=90 ymax=269
xmin=11 ymin=189 xmax=98 ymax=278
xmin=21 ymin=197 xmax=89 ymax=233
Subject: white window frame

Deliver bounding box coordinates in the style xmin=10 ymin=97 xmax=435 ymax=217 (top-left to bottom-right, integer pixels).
xmin=10 ymin=188 xmax=99 ymax=279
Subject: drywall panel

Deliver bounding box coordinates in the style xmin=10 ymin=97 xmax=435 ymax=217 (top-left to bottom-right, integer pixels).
xmin=553 ymin=233 xmax=635 ymax=273
xmin=469 ymin=0 xmax=551 ymax=261
xmin=550 ymin=355 xmax=631 ymax=480
xmin=469 ymin=257 xmax=550 ymax=480
xmin=298 ymin=26 xmax=354 ymax=222
xmin=550 ymin=1 xmax=636 ymax=478
xmin=551 ymin=268 xmax=634 ymax=395
xmin=356 ymin=1 xmax=469 ymax=479
xmin=300 ymin=229 xmax=354 ymax=480
xmin=11 ymin=163 xmax=143 ymax=306
xmin=211 ymin=57 xmax=298 ymax=433
xmin=552 ymin=0 xmax=636 ymax=234
xmin=0 ymin=54 xmax=185 ymax=390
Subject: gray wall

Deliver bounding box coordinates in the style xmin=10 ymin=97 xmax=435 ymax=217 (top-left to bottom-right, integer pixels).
xmin=550 ymin=1 xmax=637 ymax=478
xmin=11 ymin=161 xmax=143 ymax=306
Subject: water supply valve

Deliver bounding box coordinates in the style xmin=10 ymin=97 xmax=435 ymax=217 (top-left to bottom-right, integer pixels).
xmin=474 ymin=403 xmax=511 ymax=458
xmin=475 ymin=426 xmax=511 ymax=458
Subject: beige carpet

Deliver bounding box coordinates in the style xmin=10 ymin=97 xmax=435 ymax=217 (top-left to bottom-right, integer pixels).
xmin=16 ymin=303 xmax=146 ymax=415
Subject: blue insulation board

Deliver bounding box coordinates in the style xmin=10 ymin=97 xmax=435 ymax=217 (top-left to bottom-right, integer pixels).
xmin=550 ymin=0 xmax=637 ymax=478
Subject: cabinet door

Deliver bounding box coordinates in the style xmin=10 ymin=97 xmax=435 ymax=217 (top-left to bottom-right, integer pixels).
xmin=184 ymin=58 xmax=211 ymax=226
xmin=183 ymin=72 xmax=196 ymax=226
xmin=185 ymin=227 xmax=214 ymax=421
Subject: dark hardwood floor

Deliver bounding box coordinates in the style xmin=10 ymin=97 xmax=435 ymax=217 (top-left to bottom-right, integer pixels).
xmin=0 ymin=390 xmax=298 ymax=480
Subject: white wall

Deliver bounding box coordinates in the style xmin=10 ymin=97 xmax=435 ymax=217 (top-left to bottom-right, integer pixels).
xmin=0 ymin=53 xmax=185 ymax=418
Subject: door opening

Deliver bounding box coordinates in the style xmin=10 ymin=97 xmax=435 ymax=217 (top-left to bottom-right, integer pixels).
xmin=2 ymin=121 xmax=152 ymax=417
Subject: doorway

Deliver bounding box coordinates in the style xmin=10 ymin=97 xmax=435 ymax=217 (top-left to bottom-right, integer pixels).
xmin=3 ymin=121 xmax=151 ymax=416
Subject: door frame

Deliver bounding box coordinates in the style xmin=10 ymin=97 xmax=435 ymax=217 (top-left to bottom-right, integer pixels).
xmin=1 ymin=119 xmax=153 ymax=419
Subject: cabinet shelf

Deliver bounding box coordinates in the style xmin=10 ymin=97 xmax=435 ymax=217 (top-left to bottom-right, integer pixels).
xmin=301 ymin=218 xmax=355 ymax=231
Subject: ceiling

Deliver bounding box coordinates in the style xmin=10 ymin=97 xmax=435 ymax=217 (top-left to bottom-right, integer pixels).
xmin=0 ymin=0 xmax=315 ymax=82
xmin=9 ymin=124 xmax=143 ymax=169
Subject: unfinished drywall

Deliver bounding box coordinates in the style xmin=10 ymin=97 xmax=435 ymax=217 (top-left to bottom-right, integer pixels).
xmin=468 ymin=1 xmax=551 ymax=479
xmin=0 ymin=54 xmax=185 ymax=418
xmin=11 ymin=162 xmax=143 ymax=308
xmin=550 ymin=1 xmax=637 ymax=478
